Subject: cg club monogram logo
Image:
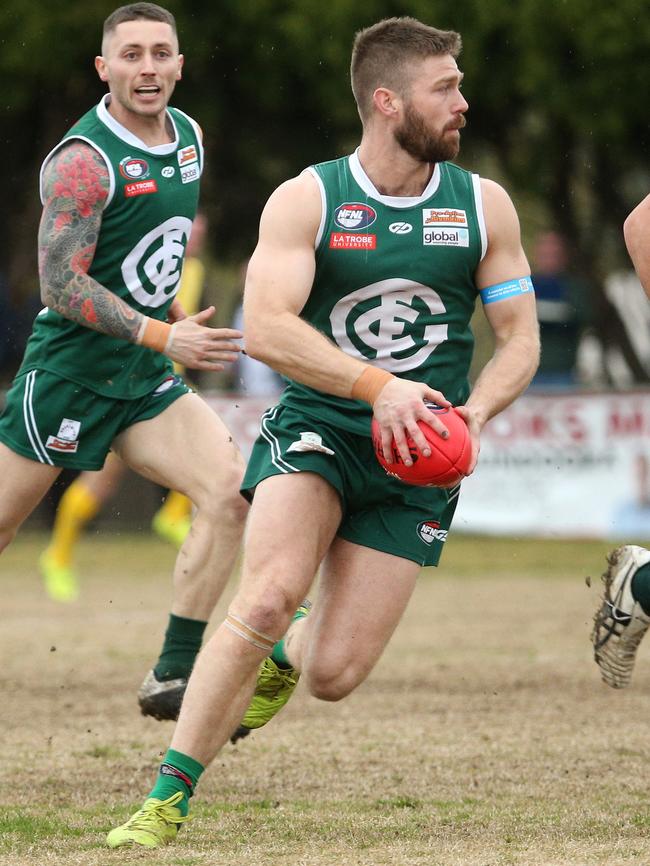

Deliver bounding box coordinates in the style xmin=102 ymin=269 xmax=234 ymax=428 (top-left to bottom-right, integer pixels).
xmin=329 ymin=278 xmax=448 ymax=372
xmin=121 ymin=217 xmax=193 ymax=308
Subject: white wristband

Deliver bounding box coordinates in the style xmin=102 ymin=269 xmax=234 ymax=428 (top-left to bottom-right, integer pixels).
xmin=164 ymin=322 xmax=176 ymax=355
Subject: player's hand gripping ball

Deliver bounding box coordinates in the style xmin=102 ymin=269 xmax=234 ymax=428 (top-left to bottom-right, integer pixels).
xmin=371 ymin=404 xmax=472 ymax=487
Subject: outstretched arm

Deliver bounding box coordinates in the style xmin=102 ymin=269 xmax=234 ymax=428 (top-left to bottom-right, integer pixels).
xmin=624 ymin=194 xmax=650 ymax=298
xmin=38 ymin=142 xmax=241 ymax=371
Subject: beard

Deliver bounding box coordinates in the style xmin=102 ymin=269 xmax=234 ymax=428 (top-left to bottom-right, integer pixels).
xmin=394 ymin=101 xmax=464 ymax=164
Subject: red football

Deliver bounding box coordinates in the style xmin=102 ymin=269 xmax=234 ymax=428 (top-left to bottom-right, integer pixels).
xmin=371 ymin=405 xmax=472 ymax=487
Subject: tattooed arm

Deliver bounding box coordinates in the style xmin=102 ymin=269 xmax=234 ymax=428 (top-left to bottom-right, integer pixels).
xmin=38 ymin=140 xmax=243 ymax=368
xmin=38 ymin=141 xmax=144 ymax=341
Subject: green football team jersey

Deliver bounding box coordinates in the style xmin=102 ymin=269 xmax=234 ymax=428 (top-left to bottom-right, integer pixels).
xmin=280 ymin=150 xmax=487 ymax=434
xmin=19 ymin=95 xmax=203 ymax=399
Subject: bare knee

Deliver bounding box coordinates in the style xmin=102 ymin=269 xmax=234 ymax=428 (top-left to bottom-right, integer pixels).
xmin=192 ymin=457 xmax=248 ymax=526
xmin=234 ymin=584 xmax=299 ymax=639
xmin=217 ymin=482 xmax=249 ymax=527
xmin=304 ymin=663 xmax=365 ymax=703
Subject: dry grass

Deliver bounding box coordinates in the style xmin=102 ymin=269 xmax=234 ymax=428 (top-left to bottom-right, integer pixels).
xmin=2 ymin=532 xmax=650 ymax=866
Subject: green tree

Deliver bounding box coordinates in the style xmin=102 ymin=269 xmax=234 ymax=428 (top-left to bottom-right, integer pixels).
xmin=1 ymin=0 xmax=649 ymax=379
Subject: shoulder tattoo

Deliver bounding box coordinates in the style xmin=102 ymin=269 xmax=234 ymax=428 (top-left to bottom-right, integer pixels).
xmin=38 ymin=142 xmax=141 ymax=341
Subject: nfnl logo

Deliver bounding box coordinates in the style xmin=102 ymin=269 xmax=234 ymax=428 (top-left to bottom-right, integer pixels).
xmin=334 ymin=202 xmax=377 ymax=231
xmin=119 ymin=157 xmax=149 ymax=180
xmin=417 ymin=520 xmax=448 ymax=545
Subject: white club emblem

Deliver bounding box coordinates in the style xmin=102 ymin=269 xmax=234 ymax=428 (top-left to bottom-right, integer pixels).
xmin=329 ymin=279 xmax=448 ymax=372
xmin=121 ymin=216 xmax=193 ymax=308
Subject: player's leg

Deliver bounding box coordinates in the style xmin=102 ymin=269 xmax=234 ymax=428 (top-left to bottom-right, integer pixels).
xmin=288 ymin=540 xmax=421 ymax=701
xmin=113 ymin=390 xmax=249 ymax=719
xmin=0 ymin=443 xmax=61 ymax=551
xmin=40 ymin=452 xmax=128 ymax=601
xmin=233 ymin=540 xmax=419 ymax=743
xmin=285 ymin=475 xmax=460 ymax=700
xmin=237 ymin=426 xmax=455 ymax=738
xmin=0 ymin=370 xmax=73 ymax=552
xmin=592 ymin=545 xmax=650 ymax=688
xmin=107 ymin=470 xmax=342 ymax=848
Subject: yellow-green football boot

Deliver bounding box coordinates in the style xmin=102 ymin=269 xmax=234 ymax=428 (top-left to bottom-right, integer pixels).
xmin=106 ymin=791 xmax=189 ymax=848
xmin=39 ymin=551 xmax=79 ymax=603
xmin=231 ymin=601 xmax=310 ymax=743
xmin=152 ymin=511 xmax=191 ymax=550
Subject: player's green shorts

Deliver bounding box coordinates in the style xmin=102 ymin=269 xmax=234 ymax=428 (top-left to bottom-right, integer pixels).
xmin=241 ymin=403 xmax=461 ymax=567
xmin=0 ymin=369 xmax=191 ymax=470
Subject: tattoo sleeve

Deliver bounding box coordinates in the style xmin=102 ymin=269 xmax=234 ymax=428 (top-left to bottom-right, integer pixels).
xmin=38 ymin=142 xmax=144 ymax=342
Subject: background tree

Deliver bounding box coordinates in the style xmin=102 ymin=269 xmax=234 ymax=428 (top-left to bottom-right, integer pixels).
xmin=1 ymin=0 xmax=648 ymax=380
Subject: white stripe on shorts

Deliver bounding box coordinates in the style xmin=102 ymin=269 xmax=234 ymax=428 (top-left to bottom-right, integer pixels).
xmin=22 ymin=371 xmax=53 ymax=465
xmin=259 ymin=405 xmax=299 ymax=474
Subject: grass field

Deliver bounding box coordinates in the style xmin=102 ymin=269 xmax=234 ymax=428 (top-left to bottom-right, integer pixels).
xmin=3 ymin=531 xmax=650 ymax=866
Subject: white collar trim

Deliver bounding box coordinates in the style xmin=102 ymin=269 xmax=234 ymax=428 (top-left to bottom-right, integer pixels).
xmin=96 ymin=95 xmax=179 ymax=155
xmin=348 ymin=148 xmax=441 ymax=209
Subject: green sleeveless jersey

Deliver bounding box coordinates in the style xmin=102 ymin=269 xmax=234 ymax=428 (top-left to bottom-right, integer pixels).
xmin=19 ymin=96 xmax=203 ymax=399
xmin=280 ymin=150 xmax=487 ymax=434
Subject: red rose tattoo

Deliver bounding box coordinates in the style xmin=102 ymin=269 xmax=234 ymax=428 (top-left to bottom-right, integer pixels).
xmin=38 ymin=141 xmax=142 ymax=342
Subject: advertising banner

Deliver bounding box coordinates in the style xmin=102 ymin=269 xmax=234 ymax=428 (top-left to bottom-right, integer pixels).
xmin=206 ymin=391 xmax=650 ymax=540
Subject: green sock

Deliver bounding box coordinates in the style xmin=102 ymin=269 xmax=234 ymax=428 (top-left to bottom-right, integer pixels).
xmin=270 ymin=605 xmax=310 ymax=669
xmin=631 ymin=564 xmax=650 ymax=615
xmin=148 ymin=748 xmax=204 ymax=816
xmin=154 ymin=614 xmax=207 ymax=681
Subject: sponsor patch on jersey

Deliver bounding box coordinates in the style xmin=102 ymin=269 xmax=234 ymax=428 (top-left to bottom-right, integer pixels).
xmin=417 ymin=520 xmax=448 ymax=545
xmin=119 ymin=157 xmax=150 ymax=180
xmin=286 ymin=432 xmax=335 ymax=456
xmin=423 ymin=227 xmax=469 ymax=247
xmin=124 ymin=179 xmax=158 ymax=198
xmin=161 ymin=166 xmax=175 ymax=178
xmin=329 ymin=232 xmax=377 ymax=250
xmin=178 ymin=145 xmax=198 ymax=166
xmin=180 ymin=162 xmax=200 ymax=184
xmin=334 ymin=203 xmax=377 ymax=231
xmin=46 ymin=436 xmax=79 ymax=453
xmin=46 ymin=417 xmax=81 ymax=453
xmin=422 ymin=208 xmax=468 ymax=227
xmin=152 ymin=375 xmax=179 ymax=396
xmin=389 ymin=222 xmax=413 ymax=235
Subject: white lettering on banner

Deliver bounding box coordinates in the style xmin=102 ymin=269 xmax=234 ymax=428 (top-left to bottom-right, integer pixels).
xmin=456 ymin=391 xmax=650 ymax=539
xmin=485 ymin=400 xmax=589 ymax=445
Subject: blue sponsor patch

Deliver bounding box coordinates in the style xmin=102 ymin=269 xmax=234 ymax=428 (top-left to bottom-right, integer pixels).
xmin=480 ymin=276 xmax=535 ymax=305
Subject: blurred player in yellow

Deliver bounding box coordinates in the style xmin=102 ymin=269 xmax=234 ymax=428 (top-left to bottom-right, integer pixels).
xmin=39 ymin=213 xmax=210 ymax=602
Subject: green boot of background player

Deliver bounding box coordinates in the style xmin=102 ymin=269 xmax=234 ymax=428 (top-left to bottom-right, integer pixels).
xmin=231 ymin=600 xmax=311 ymax=743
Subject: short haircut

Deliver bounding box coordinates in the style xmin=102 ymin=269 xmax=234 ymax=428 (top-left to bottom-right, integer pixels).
xmin=102 ymin=3 xmax=177 ymax=52
xmin=351 ymin=17 xmax=462 ymax=121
